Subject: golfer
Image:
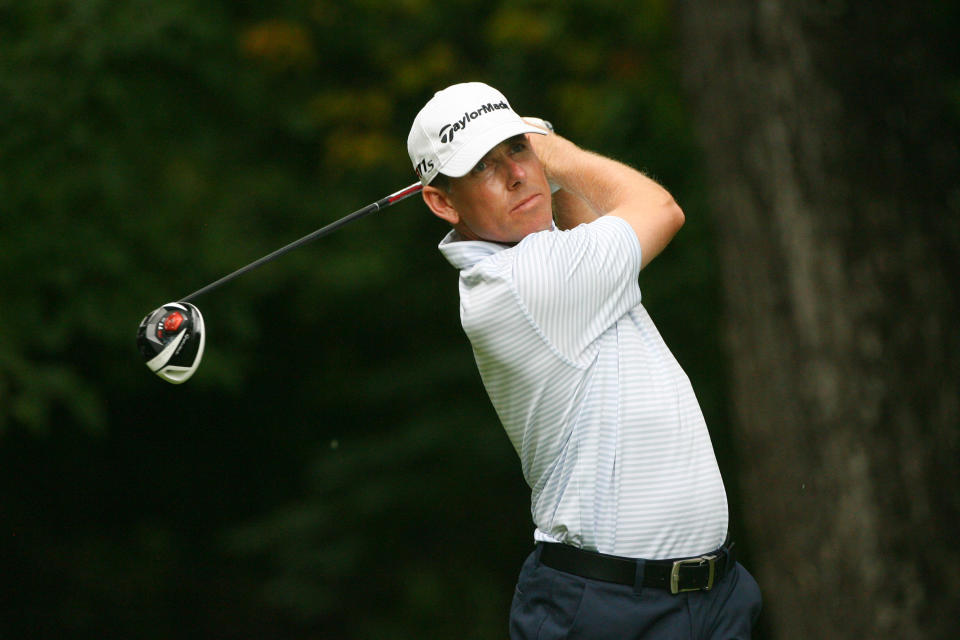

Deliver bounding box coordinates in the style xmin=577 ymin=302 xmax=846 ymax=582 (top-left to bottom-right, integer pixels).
xmin=408 ymin=82 xmax=761 ymax=639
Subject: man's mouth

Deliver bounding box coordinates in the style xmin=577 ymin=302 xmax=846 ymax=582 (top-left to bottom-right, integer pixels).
xmin=511 ymin=193 xmax=541 ymax=213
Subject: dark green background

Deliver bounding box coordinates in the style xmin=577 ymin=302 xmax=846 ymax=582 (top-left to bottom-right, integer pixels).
xmin=4 ymin=1 xmax=744 ymax=637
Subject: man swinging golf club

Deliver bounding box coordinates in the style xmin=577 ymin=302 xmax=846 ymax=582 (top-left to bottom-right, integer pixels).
xmin=408 ymin=82 xmax=761 ymax=639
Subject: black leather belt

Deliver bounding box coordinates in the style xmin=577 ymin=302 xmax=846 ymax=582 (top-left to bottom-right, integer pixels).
xmin=539 ymin=540 xmax=735 ymax=594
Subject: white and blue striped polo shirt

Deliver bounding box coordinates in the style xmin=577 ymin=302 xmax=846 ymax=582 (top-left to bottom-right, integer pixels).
xmin=439 ymin=215 xmax=728 ymax=559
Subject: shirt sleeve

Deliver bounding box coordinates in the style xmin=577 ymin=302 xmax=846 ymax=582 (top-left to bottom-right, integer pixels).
xmin=512 ymin=215 xmax=643 ymax=364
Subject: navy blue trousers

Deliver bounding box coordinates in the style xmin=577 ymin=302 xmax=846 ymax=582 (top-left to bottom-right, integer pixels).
xmin=510 ymin=544 xmax=762 ymax=640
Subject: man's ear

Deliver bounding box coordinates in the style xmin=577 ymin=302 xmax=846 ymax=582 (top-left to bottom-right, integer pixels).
xmin=422 ymin=186 xmax=460 ymax=226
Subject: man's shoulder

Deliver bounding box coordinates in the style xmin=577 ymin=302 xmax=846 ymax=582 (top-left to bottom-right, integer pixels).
xmin=518 ymin=215 xmax=634 ymax=248
xmin=513 ymin=215 xmax=638 ymax=267
xmin=443 ymin=215 xmax=637 ymax=277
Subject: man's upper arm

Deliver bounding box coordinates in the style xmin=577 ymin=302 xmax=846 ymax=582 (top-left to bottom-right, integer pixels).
xmin=514 ymin=218 xmax=642 ymax=362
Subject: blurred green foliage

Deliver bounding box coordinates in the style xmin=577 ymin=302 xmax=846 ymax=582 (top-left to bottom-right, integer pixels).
xmin=1 ymin=1 xmax=727 ymax=637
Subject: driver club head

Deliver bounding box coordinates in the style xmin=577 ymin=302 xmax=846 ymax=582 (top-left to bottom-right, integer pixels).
xmin=136 ymin=302 xmax=205 ymax=384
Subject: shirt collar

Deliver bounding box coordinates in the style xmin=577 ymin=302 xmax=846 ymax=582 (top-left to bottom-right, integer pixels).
xmin=437 ymin=230 xmax=511 ymax=270
xmin=437 ymin=220 xmax=559 ymax=271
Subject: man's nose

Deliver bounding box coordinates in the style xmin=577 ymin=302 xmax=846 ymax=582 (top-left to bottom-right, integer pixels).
xmin=505 ymin=158 xmax=526 ymax=188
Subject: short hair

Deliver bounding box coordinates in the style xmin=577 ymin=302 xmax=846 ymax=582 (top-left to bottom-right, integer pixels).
xmin=430 ymin=173 xmax=451 ymax=192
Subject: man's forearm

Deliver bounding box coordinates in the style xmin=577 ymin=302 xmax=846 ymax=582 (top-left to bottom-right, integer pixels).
xmin=530 ymin=132 xmax=684 ymax=268
xmin=531 ymin=133 xmax=630 ymax=214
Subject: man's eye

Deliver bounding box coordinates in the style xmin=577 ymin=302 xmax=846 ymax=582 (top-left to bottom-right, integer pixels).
xmin=511 ymin=141 xmax=528 ymax=153
xmin=472 ymin=160 xmax=487 ymax=173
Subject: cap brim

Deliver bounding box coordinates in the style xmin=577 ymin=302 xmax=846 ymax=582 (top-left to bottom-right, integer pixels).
xmin=439 ymin=120 xmax=548 ymax=178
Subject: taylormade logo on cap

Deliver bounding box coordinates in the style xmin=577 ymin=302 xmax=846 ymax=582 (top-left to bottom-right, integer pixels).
xmin=407 ymin=82 xmax=546 ymax=186
xmin=438 ymin=100 xmax=510 ymax=144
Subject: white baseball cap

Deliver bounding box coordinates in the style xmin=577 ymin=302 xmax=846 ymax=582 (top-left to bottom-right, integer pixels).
xmin=407 ymin=82 xmax=546 ymax=185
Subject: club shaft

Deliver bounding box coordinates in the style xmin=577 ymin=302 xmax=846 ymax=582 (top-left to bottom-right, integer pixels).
xmin=179 ymin=182 xmax=423 ymax=303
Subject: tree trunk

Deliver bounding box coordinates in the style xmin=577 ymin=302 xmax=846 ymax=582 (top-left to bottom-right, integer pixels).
xmin=678 ymin=3 xmax=960 ymax=638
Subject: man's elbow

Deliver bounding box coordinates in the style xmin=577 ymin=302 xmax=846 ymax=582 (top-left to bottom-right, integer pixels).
xmin=665 ymin=197 xmax=685 ymax=235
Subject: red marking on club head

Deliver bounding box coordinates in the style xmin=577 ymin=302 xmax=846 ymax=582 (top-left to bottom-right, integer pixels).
xmin=163 ymin=311 xmax=184 ymax=333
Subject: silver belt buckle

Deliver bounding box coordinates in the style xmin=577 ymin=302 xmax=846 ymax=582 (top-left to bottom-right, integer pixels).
xmin=670 ymin=554 xmax=717 ymax=594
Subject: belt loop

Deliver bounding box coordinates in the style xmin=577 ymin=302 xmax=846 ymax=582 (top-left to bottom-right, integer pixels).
xmin=725 ymin=541 xmax=736 ymax=571
xmin=632 ymin=557 xmax=646 ymax=596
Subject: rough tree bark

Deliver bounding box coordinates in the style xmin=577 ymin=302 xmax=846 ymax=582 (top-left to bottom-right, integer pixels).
xmin=678 ymin=3 xmax=960 ymax=638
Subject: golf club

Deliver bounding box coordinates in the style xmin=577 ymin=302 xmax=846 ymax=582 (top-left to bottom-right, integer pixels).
xmin=137 ymin=182 xmax=424 ymax=384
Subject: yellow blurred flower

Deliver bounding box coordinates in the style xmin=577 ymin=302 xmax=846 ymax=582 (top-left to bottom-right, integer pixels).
xmin=240 ymin=20 xmax=315 ymax=69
